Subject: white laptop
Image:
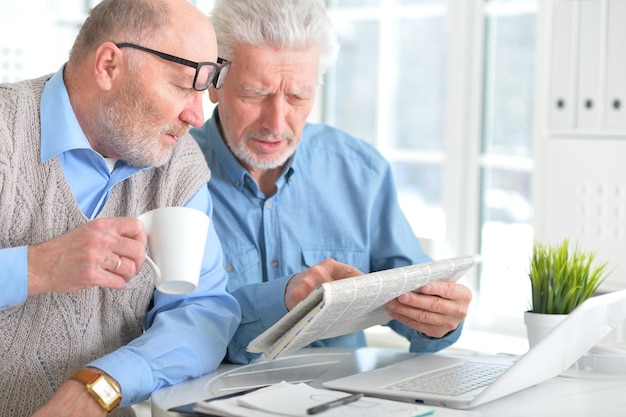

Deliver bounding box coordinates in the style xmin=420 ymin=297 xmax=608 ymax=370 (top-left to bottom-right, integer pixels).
xmin=323 ymin=289 xmax=626 ymax=409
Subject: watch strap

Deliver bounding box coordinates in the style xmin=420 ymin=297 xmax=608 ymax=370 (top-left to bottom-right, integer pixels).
xmin=71 ymin=368 xmax=102 ymax=385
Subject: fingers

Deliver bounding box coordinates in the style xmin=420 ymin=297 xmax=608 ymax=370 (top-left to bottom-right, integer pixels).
xmin=387 ymin=282 xmax=473 ymax=338
xmin=113 ymin=255 xmax=122 ymax=273
xmin=284 ymin=259 xmax=363 ymax=311
xmin=28 ymin=217 xmax=148 ymax=296
xmin=116 ymin=215 xmax=148 ymax=244
xmin=328 ymin=261 xmax=362 ymax=280
xmin=299 ymin=259 xmax=361 ymax=287
xmin=284 ymin=269 xmax=322 ymax=311
xmin=89 ymin=217 xmax=147 ymax=280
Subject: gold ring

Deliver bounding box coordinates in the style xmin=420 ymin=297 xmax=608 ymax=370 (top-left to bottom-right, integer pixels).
xmin=113 ymin=256 xmax=122 ymax=272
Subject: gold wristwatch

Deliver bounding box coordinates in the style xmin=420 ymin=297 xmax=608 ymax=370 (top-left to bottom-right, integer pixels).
xmin=70 ymin=368 xmax=122 ymax=413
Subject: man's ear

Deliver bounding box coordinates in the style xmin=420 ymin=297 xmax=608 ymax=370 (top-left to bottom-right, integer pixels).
xmin=208 ymin=86 xmax=219 ymax=103
xmin=93 ymin=42 xmax=121 ymax=91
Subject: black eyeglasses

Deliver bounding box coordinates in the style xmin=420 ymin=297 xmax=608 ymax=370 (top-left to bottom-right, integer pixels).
xmin=116 ymin=42 xmax=230 ymax=91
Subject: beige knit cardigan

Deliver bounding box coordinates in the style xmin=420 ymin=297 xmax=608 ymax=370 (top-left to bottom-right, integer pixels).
xmin=0 ymin=76 xmax=210 ymax=417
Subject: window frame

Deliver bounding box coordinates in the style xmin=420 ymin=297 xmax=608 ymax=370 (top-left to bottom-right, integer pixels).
xmin=319 ymin=0 xmax=539 ymax=339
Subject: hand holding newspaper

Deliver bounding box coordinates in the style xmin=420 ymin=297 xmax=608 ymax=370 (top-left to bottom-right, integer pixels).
xmin=247 ymin=254 xmax=482 ymax=361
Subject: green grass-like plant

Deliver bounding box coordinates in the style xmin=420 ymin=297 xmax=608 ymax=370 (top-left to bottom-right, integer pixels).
xmin=529 ymin=238 xmax=612 ymax=314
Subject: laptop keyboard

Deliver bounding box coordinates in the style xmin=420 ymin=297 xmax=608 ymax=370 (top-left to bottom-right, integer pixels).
xmin=386 ymin=362 xmax=510 ymax=396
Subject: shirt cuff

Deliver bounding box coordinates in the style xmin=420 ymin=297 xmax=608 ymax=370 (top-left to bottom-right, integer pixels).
xmin=255 ymin=275 xmax=291 ymax=328
xmin=0 ymin=246 xmax=29 ymax=310
xmin=89 ymin=349 xmax=153 ymax=407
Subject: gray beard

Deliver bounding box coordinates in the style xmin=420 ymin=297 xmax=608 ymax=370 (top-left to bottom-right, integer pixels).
xmin=226 ymin=133 xmax=297 ymax=170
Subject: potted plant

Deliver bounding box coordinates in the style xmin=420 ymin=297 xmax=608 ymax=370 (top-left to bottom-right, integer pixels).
xmin=525 ymin=238 xmax=612 ymax=347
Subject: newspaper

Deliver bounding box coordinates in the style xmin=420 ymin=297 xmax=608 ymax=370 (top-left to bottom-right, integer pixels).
xmin=247 ymin=254 xmax=482 ymax=361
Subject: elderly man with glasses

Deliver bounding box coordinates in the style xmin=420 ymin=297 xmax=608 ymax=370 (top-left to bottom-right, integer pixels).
xmin=0 ymin=1 xmax=239 ymax=416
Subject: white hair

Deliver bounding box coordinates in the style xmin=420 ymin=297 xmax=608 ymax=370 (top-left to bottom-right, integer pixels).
xmin=210 ymin=0 xmax=340 ymax=82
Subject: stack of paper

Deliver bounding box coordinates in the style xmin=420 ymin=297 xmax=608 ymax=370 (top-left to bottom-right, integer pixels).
xmin=193 ymin=381 xmax=435 ymax=417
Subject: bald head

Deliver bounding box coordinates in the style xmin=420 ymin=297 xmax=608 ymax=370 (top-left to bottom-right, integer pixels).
xmin=70 ymin=0 xmax=216 ymax=65
xmin=160 ymin=0 xmax=217 ymax=64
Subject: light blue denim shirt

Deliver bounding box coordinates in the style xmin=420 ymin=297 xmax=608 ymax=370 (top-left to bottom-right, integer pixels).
xmin=0 ymin=68 xmax=241 ymax=406
xmin=191 ymin=108 xmax=463 ymax=364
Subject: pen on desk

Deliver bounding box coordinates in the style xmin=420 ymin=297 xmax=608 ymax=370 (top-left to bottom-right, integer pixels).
xmin=306 ymin=393 xmax=363 ymax=415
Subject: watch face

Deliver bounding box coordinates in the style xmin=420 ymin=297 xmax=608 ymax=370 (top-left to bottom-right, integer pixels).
xmin=92 ymin=377 xmax=120 ymax=404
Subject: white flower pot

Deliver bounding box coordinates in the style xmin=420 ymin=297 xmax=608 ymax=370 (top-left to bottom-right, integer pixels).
xmin=523 ymin=311 xmax=568 ymax=349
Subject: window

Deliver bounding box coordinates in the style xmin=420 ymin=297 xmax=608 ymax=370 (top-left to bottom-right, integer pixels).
xmin=324 ymin=1 xmax=449 ymax=243
xmin=324 ymin=0 xmax=538 ymax=337
xmin=0 ymin=1 xmax=216 ymax=84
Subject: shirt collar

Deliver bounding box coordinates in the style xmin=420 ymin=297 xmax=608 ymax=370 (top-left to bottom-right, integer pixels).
xmin=40 ymin=65 xmax=93 ymax=163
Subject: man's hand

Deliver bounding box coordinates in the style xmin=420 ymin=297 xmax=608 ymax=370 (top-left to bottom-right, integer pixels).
xmin=285 ymin=258 xmax=362 ymax=311
xmin=27 ymin=217 xmax=148 ymax=296
xmin=31 ymin=379 xmax=108 ymax=417
xmin=386 ymin=281 xmax=473 ymax=338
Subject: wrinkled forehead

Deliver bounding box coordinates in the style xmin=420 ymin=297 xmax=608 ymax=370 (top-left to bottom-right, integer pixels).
xmin=230 ymin=44 xmax=320 ymax=85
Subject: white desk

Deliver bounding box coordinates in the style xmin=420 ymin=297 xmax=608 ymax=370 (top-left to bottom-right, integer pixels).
xmin=151 ymin=347 xmax=626 ymax=417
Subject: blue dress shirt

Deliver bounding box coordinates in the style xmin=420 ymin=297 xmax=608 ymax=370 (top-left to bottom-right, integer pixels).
xmin=0 ymin=68 xmax=241 ymax=406
xmin=190 ymin=108 xmax=462 ymax=364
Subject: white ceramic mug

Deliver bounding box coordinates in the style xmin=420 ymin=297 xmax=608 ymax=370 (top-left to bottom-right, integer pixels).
xmin=138 ymin=206 xmax=210 ymax=294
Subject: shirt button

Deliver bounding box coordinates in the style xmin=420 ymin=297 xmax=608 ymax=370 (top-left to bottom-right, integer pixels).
xmin=266 ymin=202 xmax=273 ymax=209
xmin=271 ymin=260 xmax=279 ymax=268
xmin=234 ymin=181 xmax=241 ymax=187
xmin=225 ymin=265 xmax=234 ymax=272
